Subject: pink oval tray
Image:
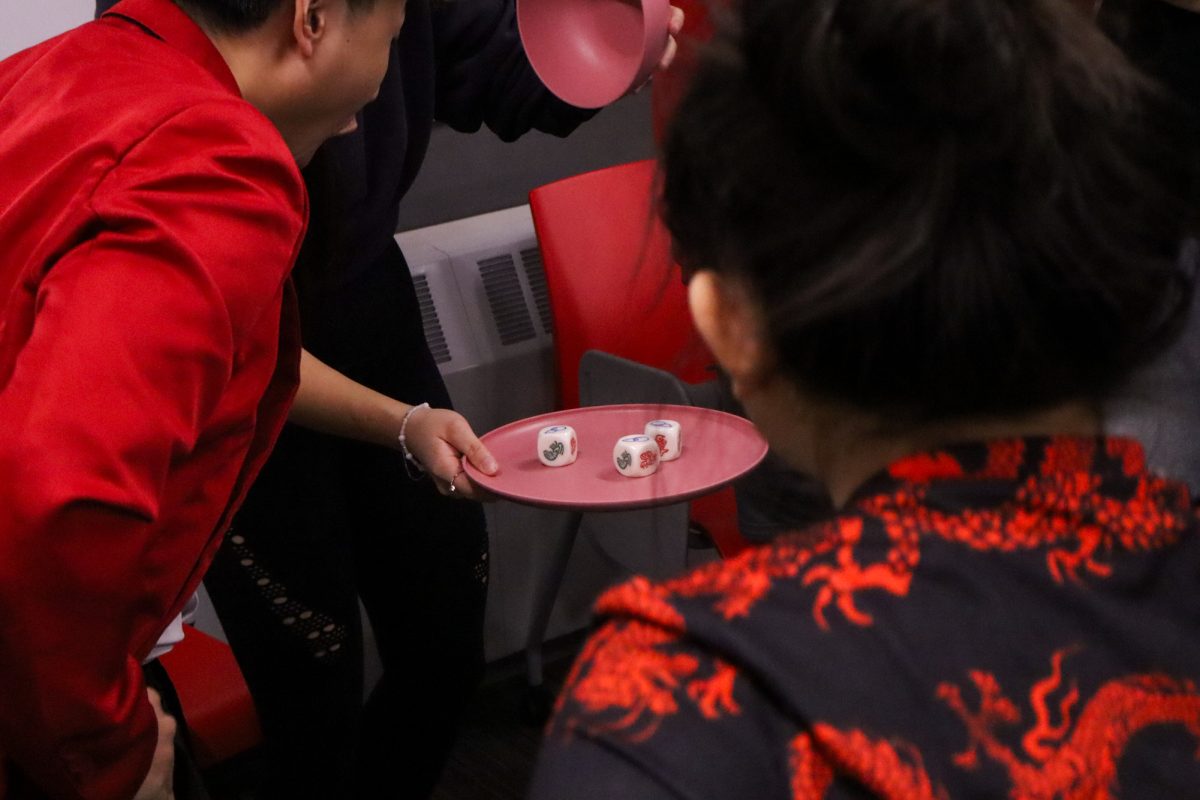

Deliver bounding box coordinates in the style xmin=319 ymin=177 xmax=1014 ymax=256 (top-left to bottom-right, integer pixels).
xmin=463 ymin=404 xmax=768 ymax=510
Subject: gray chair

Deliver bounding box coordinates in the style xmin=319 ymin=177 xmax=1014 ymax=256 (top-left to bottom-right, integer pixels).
xmin=522 ymin=351 xmax=714 ymax=716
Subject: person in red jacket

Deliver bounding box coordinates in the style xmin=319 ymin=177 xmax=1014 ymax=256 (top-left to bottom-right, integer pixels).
xmin=0 ymin=0 xmax=406 ymax=797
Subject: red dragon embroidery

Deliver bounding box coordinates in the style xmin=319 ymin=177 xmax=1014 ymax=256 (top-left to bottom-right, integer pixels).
xmin=594 ymin=439 xmax=1184 ymax=634
xmin=938 ymin=648 xmax=1200 ymax=798
xmin=559 ymin=438 xmax=1195 ymax=759
xmin=789 ymin=726 xmax=945 ymax=799
xmin=825 ymin=439 xmax=1187 ymax=628
xmin=561 ymin=579 xmax=742 ymax=739
xmin=596 ymin=521 xmax=843 ymax=623
xmin=783 ymin=650 xmax=1200 ymax=798
xmin=589 ymin=440 xmax=1186 ymax=636
xmin=558 ymin=618 xmax=697 ymax=742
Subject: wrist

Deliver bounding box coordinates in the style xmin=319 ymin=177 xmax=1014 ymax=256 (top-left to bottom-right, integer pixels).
xmin=398 ymin=402 xmax=430 ymax=478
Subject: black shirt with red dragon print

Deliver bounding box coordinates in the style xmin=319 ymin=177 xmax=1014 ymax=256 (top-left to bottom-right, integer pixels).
xmin=533 ymin=437 xmax=1200 ymax=799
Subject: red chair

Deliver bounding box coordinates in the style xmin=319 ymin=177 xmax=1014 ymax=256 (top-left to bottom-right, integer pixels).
xmin=520 ymin=161 xmax=752 ymax=716
xmin=158 ymin=626 xmax=262 ymax=769
xmin=530 ymin=159 xmax=713 ymax=409
xmin=530 ymin=158 xmax=750 ymax=557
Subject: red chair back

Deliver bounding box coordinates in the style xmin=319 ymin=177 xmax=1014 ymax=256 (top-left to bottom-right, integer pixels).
xmin=529 ymin=159 xmax=713 ymax=408
xmin=159 ymin=627 xmax=261 ymax=768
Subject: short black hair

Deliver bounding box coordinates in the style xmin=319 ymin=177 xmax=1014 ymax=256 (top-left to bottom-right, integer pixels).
xmin=663 ymin=0 xmax=1198 ymax=423
xmin=175 ymin=0 xmax=378 ymax=33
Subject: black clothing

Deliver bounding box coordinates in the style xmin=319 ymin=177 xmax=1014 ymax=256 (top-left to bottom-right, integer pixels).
xmin=306 ymin=0 xmax=595 ymax=291
xmin=233 ymin=1 xmax=592 ymax=791
xmin=534 ymin=437 xmax=1200 ymax=799
xmin=203 ymin=249 xmax=491 ymax=798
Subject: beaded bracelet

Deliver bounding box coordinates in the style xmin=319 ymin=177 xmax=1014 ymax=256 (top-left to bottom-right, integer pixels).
xmin=398 ymin=402 xmax=430 ymax=480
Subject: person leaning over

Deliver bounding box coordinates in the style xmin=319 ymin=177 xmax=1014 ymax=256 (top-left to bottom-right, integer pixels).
xmin=0 ymin=0 xmax=406 ymax=797
xmin=85 ymin=0 xmax=677 ymax=795
xmin=532 ymin=0 xmax=1200 ymax=795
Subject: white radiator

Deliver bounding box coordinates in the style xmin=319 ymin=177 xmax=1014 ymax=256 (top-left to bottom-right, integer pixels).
xmin=398 ymin=206 xmax=555 ymax=433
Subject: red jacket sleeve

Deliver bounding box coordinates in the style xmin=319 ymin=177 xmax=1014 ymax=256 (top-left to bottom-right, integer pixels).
xmin=0 ymin=102 xmax=305 ymax=800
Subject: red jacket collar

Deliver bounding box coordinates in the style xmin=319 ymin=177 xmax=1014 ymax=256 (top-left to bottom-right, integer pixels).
xmin=102 ymin=0 xmax=241 ymax=97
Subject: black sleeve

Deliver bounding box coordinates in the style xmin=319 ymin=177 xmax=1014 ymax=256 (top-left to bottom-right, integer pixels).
xmin=431 ymin=0 xmax=598 ymax=141
xmin=95 ymin=0 xmax=117 ymax=17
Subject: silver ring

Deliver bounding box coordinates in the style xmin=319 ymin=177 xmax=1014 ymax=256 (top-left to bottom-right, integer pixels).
xmin=449 ymin=471 xmax=463 ymax=494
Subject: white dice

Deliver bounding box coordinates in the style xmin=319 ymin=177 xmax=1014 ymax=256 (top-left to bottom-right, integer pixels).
xmin=613 ymin=435 xmax=660 ymax=477
xmin=644 ymin=419 xmax=682 ymax=462
xmin=537 ymin=425 xmax=578 ymax=467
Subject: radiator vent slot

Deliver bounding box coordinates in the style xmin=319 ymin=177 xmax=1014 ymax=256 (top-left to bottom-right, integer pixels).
xmin=479 ymin=254 xmax=536 ymax=346
xmin=412 ymin=273 xmax=452 ymax=364
xmin=520 ymin=247 xmax=553 ymax=335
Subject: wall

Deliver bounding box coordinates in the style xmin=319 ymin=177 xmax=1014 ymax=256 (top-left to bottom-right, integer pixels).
xmin=397 ymin=93 xmax=655 ymax=231
xmin=2 ymin=2 xmax=93 ymax=60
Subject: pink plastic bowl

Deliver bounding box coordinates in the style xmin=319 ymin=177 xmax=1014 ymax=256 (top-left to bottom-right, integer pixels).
xmin=517 ymin=0 xmax=672 ymax=109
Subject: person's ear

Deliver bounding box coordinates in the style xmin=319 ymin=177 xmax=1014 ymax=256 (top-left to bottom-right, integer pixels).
xmin=688 ymin=270 xmax=772 ymax=397
xmin=293 ymin=0 xmax=326 ymax=58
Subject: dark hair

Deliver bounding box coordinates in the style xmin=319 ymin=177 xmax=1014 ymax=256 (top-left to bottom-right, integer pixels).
xmin=662 ymin=0 xmax=1198 ymax=422
xmin=1099 ymin=0 xmax=1200 ymax=125
xmin=175 ymin=0 xmax=377 ymax=33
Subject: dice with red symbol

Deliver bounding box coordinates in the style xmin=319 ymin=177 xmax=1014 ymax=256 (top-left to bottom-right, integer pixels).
xmin=613 ymin=435 xmax=660 ymax=478
xmin=644 ymin=419 xmax=682 ymax=462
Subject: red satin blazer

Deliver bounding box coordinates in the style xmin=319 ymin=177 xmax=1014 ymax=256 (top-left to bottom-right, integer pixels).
xmin=0 ymin=1 xmax=306 ymax=796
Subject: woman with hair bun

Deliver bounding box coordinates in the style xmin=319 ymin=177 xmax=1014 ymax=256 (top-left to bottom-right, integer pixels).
xmin=531 ymin=0 xmax=1200 ymax=796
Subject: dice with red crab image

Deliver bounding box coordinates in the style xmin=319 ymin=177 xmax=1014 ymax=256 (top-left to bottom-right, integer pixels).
xmin=644 ymin=419 xmax=682 ymax=462
xmin=613 ymin=435 xmax=660 ymax=477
